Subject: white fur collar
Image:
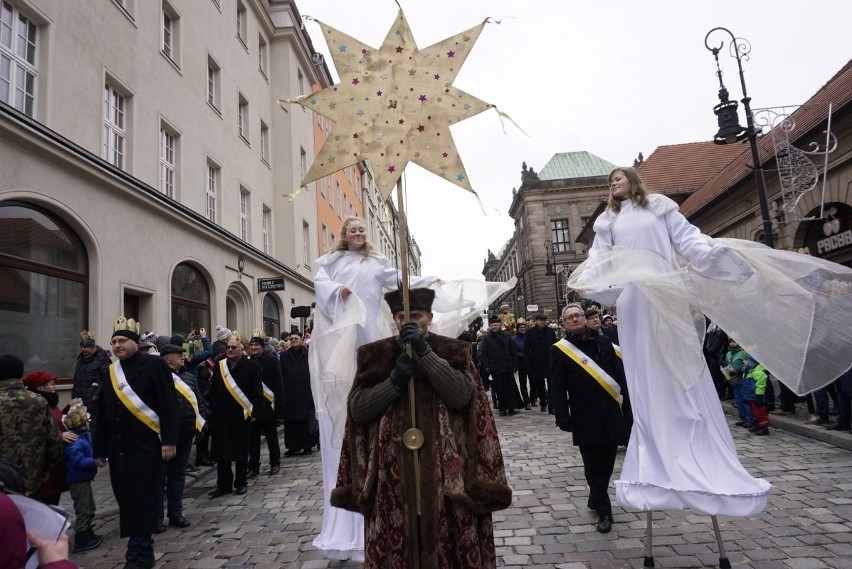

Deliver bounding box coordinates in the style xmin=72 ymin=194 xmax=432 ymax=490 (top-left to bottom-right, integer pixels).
xmin=594 ymin=194 xmax=679 ymax=232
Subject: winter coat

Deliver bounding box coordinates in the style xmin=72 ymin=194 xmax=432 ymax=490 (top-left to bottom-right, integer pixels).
xmin=280 ymin=346 xmax=314 ymax=422
xmin=743 ymin=361 xmax=768 ymax=400
xmin=478 ymin=330 xmax=516 ymax=375
xmin=550 ymin=329 xmax=632 ymax=446
xmin=524 ymin=325 xmax=557 ymax=378
xmin=0 ymin=379 xmax=63 ymax=495
xmin=64 ymin=433 xmax=97 ymax=484
xmin=73 ymin=346 xmax=111 ymax=408
xmin=247 ymin=352 xmax=283 ymax=420
xmin=511 ymin=333 xmax=526 ymax=366
xmin=38 ymin=401 xmax=68 ymax=496
xmin=172 ymin=367 xmax=205 ymax=431
xmin=93 ymin=350 xmax=179 ymax=537
xmin=209 ymin=356 xmax=264 ymax=461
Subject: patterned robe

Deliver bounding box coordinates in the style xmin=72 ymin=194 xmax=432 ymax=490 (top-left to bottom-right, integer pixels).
xmin=332 ymin=334 xmax=512 ymax=569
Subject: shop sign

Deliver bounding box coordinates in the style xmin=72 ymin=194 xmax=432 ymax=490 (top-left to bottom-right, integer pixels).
xmin=804 ymin=203 xmax=852 ymax=258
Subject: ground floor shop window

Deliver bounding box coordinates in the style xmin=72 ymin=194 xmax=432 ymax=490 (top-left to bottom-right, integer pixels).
xmin=171 ymin=262 xmax=210 ymax=337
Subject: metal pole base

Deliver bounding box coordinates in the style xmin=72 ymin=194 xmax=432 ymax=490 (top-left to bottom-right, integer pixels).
xmin=643 ymin=510 xmax=654 ymax=567
xmin=711 ymin=515 xmax=731 ymax=569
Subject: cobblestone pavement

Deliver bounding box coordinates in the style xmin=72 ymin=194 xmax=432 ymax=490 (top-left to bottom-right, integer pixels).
xmin=66 ymin=401 xmax=852 ymax=569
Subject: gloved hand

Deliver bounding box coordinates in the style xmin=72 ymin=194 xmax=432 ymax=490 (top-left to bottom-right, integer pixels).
xmin=399 ymin=322 xmax=431 ymax=358
xmin=390 ymin=353 xmax=418 ymax=392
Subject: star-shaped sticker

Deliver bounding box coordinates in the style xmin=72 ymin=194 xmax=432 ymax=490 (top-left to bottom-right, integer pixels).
xmin=283 ymin=9 xmax=493 ymax=198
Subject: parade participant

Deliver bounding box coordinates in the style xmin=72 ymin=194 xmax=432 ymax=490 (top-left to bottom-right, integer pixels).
xmin=569 ymin=166 xmax=771 ymax=516
xmin=73 ymin=337 xmax=111 ymax=435
xmin=550 ymin=304 xmax=632 ymax=533
xmin=207 ymin=334 xmax=264 ymax=498
xmin=512 ymin=322 xmax=532 ymax=409
xmin=524 ymin=314 xmax=557 ymax=413
xmin=246 ymin=335 xmax=284 ymax=478
xmin=479 ymin=316 xmax=521 ymax=416
xmin=94 ymin=329 xmax=179 ymax=569
xmin=310 ymin=216 xmax=437 ymax=560
xmin=280 ymin=331 xmax=317 ymax=456
xmin=332 ymin=288 xmax=512 ymax=568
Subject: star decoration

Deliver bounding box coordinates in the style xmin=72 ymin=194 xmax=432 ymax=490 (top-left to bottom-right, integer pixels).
xmin=283 ymin=9 xmax=493 ymax=198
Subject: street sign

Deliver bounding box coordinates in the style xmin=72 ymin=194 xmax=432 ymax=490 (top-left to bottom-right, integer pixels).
xmin=258 ymin=277 xmax=285 ymax=292
xmin=526 ymin=304 xmax=538 ymax=312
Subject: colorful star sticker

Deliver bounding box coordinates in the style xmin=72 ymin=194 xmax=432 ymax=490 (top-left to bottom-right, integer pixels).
xmin=283 ymin=9 xmax=494 ymax=198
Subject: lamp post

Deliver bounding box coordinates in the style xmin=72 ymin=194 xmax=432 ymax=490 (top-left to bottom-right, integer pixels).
xmin=543 ymin=240 xmax=561 ymax=317
xmin=705 ymin=27 xmax=774 ymax=248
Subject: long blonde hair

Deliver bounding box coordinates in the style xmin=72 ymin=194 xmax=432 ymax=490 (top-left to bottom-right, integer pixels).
xmin=335 ymin=216 xmax=373 ymax=257
xmin=606 ymin=167 xmax=649 ymax=213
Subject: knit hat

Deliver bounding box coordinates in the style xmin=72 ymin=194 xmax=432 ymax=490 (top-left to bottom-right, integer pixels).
xmin=383 ymin=288 xmax=436 ymax=314
xmin=79 ymin=338 xmax=96 ymax=348
xmin=21 ymin=370 xmax=56 ymax=389
xmin=0 ymin=355 xmax=24 ymax=380
xmin=111 ymin=329 xmax=140 ymax=343
xmin=62 ymin=400 xmax=90 ymax=432
xmin=602 ymin=314 xmax=614 ymax=322
xmin=249 ymin=336 xmax=265 ymax=346
xmin=215 ymin=326 xmax=232 ymax=342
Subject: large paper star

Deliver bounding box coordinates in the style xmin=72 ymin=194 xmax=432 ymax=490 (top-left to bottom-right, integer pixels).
xmin=287 ymin=10 xmax=493 ymax=199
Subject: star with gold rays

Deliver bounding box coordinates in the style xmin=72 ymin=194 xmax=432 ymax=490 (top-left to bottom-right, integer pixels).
xmin=283 ymin=9 xmax=494 ymax=199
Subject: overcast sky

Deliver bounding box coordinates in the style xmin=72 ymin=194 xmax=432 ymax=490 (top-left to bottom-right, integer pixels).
xmin=296 ymin=0 xmax=851 ymax=280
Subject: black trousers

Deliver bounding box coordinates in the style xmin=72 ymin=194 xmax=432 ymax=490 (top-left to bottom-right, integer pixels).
xmin=248 ymin=418 xmax=281 ymax=470
xmin=530 ymin=371 xmax=550 ymax=408
xmin=216 ymin=460 xmax=248 ymax=490
xmin=579 ymin=442 xmax=618 ymax=518
xmin=517 ymin=363 xmax=532 ymax=404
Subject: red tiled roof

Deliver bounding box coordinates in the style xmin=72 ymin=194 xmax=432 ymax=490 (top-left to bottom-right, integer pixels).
xmin=637 ymin=141 xmax=747 ymax=197
xmin=680 ymin=59 xmax=852 ymax=217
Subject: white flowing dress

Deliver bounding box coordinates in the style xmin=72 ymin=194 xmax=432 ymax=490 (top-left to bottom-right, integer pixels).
xmin=579 ymin=195 xmax=771 ymax=516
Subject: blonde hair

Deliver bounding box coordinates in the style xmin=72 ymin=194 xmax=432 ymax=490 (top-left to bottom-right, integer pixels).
xmin=335 ymin=216 xmax=373 ymax=257
xmin=607 ymin=167 xmax=649 ymax=213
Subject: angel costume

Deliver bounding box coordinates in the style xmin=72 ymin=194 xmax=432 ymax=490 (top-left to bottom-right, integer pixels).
xmin=571 ymin=193 xmax=852 ymax=516
xmin=310 ymin=250 xmax=516 ymax=559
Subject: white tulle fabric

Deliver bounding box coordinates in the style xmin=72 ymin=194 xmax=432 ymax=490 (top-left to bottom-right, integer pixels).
xmin=309 ymin=249 xmax=514 ymax=558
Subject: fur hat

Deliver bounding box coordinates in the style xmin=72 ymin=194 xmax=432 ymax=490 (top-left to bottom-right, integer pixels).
xmin=21 ymin=370 xmax=56 ymax=389
xmin=0 ymin=355 xmax=24 ymax=380
xmin=383 ymin=288 xmax=435 ymax=314
xmin=159 ymin=344 xmax=185 ymax=357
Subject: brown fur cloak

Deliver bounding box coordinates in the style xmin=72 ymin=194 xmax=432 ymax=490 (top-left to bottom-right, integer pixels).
xmin=331 ymin=334 xmax=512 ymax=569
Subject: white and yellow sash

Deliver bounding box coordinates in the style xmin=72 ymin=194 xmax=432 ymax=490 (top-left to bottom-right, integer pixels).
xmin=554 ymin=338 xmax=623 ymax=406
xmin=219 ymin=359 xmax=253 ymax=419
xmin=172 ymin=372 xmax=206 ymax=431
xmin=261 ymin=383 xmax=274 ymax=406
xmin=109 ymin=361 xmax=160 ymax=434
xmin=612 ymin=343 xmax=622 ymax=359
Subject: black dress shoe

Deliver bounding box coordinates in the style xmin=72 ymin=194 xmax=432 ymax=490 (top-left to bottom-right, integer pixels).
xmin=154 ymin=520 xmax=166 ymax=534
xmin=207 ymin=487 xmax=232 ymax=498
xmin=234 ymin=485 xmax=247 ymax=495
xmin=169 ymin=515 xmax=191 ymax=528
xmin=284 ymin=449 xmax=297 ymax=457
xmin=246 ymin=469 xmax=259 ymax=480
xmin=269 ymin=465 xmax=280 ymax=475
xmin=596 ymin=514 xmax=613 ymax=533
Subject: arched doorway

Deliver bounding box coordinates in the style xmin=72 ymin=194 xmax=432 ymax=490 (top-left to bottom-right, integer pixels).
xmin=171 ymin=263 xmax=211 ymax=337
xmin=262 ymin=293 xmax=281 ymax=339
xmin=225 ymin=281 xmax=253 ymax=336
xmin=0 ymin=201 xmax=88 ymax=378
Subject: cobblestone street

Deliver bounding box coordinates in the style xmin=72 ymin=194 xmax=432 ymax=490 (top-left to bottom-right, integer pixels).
xmin=66 ymin=404 xmax=852 ymax=568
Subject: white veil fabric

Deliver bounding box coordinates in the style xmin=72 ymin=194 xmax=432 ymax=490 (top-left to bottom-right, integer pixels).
xmin=568 ymin=238 xmax=852 ymax=395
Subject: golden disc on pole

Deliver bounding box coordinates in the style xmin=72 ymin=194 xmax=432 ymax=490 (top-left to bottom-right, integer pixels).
xmin=403 ymin=427 xmax=424 ymax=450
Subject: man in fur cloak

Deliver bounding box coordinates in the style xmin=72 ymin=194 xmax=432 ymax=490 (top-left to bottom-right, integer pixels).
xmin=332 ymin=288 xmax=512 ymax=569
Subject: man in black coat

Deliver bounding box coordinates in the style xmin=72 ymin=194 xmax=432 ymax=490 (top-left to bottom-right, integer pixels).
xmin=280 ymin=331 xmax=317 ymax=455
xmin=478 ymin=316 xmax=521 ymax=416
xmin=550 ymin=303 xmax=632 ymax=535
xmin=74 ymin=338 xmax=111 ymax=435
xmin=524 ymin=313 xmax=557 ymax=413
xmin=94 ymin=330 xmax=179 ymax=569
xmin=246 ymin=336 xmax=284 ymax=477
xmin=208 ymin=336 xmax=264 ymax=497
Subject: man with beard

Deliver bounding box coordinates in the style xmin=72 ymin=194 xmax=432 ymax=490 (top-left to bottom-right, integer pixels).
xmin=332 ymin=288 xmax=512 ymax=568
xmin=524 ymin=313 xmax=557 ymax=413
xmin=94 ymin=330 xmax=179 ymax=569
xmin=246 ymin=336 xmax=283 ymax=477
xmin=550 ymin=304 xmax=632 ymax=534
xmin=479 ymin=316 xmax=522 ymax=416
xmin=280 ymin=331 xmax=317 ymax=456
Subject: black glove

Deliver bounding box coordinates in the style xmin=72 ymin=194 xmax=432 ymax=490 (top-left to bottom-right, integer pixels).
xmin=390 ymin=354 xmax=418 ymax=392
xmin=399 ymin=322 xmax=431 ymax=358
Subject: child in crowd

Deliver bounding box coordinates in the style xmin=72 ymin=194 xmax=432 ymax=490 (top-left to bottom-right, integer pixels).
xmin=62 ymin=400 xmax=102 ymax=553
xmin=743 ymin=353 xmax=771 ymax=436
xmin=724 ymin=339 xmax=754 ymax=428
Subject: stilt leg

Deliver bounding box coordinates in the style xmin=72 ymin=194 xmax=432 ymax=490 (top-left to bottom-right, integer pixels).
xmin=711 ymin=515 xmax=731 ymax=569
xmin=643 ymin=510 xmax=654 ymax=567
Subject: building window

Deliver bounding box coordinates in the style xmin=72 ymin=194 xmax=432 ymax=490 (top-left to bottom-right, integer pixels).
xmin=258 ymin=34 xmax=267 ymax=77
xmin=171 ymin=263 xmax=210 ymax=337
xmin=236 ymin=0 xmax=247 ymax=46
xmin=302 ymin=221 xmax=310 ymax=266
xmin=103 ymin=84 xmax=127 ymax=169
xmin=336 ymin=181 xmax=342 ymax=217
xmin=159 ymin=126 xmax=176 ymax=198
xmin=322 ymin=224 xmax=329 ymax=253
xmin=0 ymin=202 xmax=89 ymax=379
xmin=299 ymin=146 xmax=307 ymax=180
xmin=205 ymin=161 xmax=218 ymax=222
xmin=238 ymin=92 xmax=248 ymax=141
xmin=550 ymin=219 xmax=570 ymax=253
xmin=261 ymin=207 xmax=270 ymax=254
xmin=239 ymin=189 xmax=249 ymax=241
xmin=206 ymin=55 xmax=220 ymax=110
xmin=0 ymin=2 xmax=37 ymax=117
xmin=260 ymin=121 xmax=269 ymax=164
xmin=161 ymin=2 xmax=180 ymax=63
xmin=262 ymin=294 xmax=280 ymax=339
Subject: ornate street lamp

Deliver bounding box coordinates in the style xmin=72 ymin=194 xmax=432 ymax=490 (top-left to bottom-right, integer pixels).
xmin=543 ymin=240 xmax=561 ymax=317
xmin=705 ymin=27 xmax=775 ymax=248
